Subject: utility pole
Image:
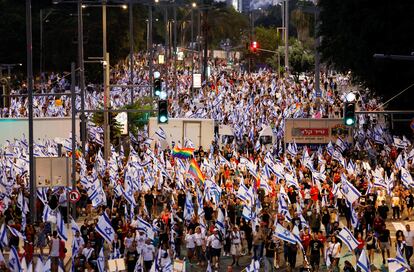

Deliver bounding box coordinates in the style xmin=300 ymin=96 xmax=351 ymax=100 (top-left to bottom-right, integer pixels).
xmin=173 ymin=6 xmax=177 ymax=98
xmin=70 ymin=62 xmax=77 ymax=219
xmin=102 ymin=1 xmax=110 ymax=161
xmin=77 ymin=0 xmax=86 ymax=153
xmin=202 ymin=9 xmax=208 ymax=81
xmin=129 ymin=0 xmax=134 ymax=103
xmin=40 ymin=9 xmax=43 ymax=86
xmin=26 ymin=0 xmax=36 ymax=223
xmin=149 ymin=5 xmax=154 ymax=97
xmin=164 ymin=7 xmax=169 ymax=60
xmin=314 ymin=4 xmax=321 ymax=96
xmin=284 ymin=0 xmax=289 ymax=70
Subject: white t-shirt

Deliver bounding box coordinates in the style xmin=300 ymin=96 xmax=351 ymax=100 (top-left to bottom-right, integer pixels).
xmin=329 ymin=242 xmax=341 ymax=258
xmin=194 ymin=233 xmax=205 ymax=246
xmin=142 ymin=244 xmax=155 ymax=261
xmin=404 ymin=231 xmax=414 ymax=247
xmin=185 ymin=234 xmax=196 ymax=249
xmin=231 ymin=231 xmax=241 ymax=244
xmin=207 ymin=234 xmax=222 ymax=249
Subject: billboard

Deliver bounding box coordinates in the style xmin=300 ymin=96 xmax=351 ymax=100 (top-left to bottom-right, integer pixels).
xmin=284 ymin=118 xmax=353 ymax=144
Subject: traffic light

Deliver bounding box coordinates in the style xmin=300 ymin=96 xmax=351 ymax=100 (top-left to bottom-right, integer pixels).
xmin=158 ymin=100 xmax=168 ymax=124
xmin=250 ymin=41 xmax=259 ymax=53
xmin=153 ymin=78 xmax=161 ymax=97
xmin=344 ymin=102 xmax=356 ymax=126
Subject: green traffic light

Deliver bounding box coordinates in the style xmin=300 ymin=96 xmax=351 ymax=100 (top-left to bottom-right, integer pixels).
xmin=159 ymin=115 xmax=168 ymax=123
xmin=345 ymin=118 xmax=355 ymax=126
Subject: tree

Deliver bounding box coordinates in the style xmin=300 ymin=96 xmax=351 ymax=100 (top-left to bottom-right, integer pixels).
xmin=318 ymin=0 xmax=414 ymax=108
xmin=278 ymin=38 xmax=314 ymax=77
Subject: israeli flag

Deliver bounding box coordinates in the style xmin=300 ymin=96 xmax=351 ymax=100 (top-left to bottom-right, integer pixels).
xmin=134 ymin=254 xmax=144 ymax=272
xmin=337 ymin=227 xmax=358 ymax=251
xmin=215 ymin=208 xmax=226 ymax=235
xmin=401 ymin=168 xmax=414 ymax=188
xmin=8 ymin=226 xmax=25 ymax=241
xmin=95 ymin=212 xmax=115 ymax=244
xmin=245 ymin=259 xmax=260 ymax=272
xmin=395 ymin=154 xmax=405 ymax=169
xmin=357 ymin=249 xmax=370 ymax=272
xmin=155 ymin=127 xmax=167 ymax=141
xmin=8 ymin=246 xmax=21 ymax=272
xmin=237 ymin=183 xmax=250 ymax=203
xmin=71 ymin=218 xmax=81 ymax=235
xmin=42 ymin=204 xmax=57 ymax=224
xmin=274 ymin=224 xmax=300 ymax=245
xmin=97 ymin=247 xmax=105 ymax=272
xmin=286 ymin=142 xmax=297 ymax=157
xmin=327 ymin=141 xmax=335 ymax=156
xmin=341 ymin=176 xmax=361 ymax=204
xmin=0 ymin=223 xmax=8 ymax=247
xmin=56 ymin=211 xmax=67 ymax=241
xmin=335 ymin=137 xmax=347 ymax=153
xmin=184 ymin=191 xmax=195 ymax=221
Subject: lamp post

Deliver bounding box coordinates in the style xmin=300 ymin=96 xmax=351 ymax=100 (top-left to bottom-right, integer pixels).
xmin=129 ymin=0 xmax=134 ymax=104
xmin=26 ymin=0 xmax=36 ymax=223
xmin=77 ymin=0 xmax=86 ymax=152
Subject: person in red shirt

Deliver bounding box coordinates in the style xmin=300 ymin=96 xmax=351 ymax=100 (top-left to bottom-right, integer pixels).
xmin=355 ymin=232 xmax=365 ymax=261
xmin=310 ymin=186 xmax=319 ymax=202
xmin=301 ymin=227 xmax=311 ymax=252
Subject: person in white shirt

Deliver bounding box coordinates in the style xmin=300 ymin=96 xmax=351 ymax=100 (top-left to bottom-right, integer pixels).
xmin=82 ymin=242 xmax=95 ymax=262
xmin=404 ymin=224 xmax=414 ymax=264
xmin=72 ymin=231 xmax=85 ymax=256
xmin=142 ymin=239 xmax=155 ymax=271
xmin=194 ymin=226 xmax=206 ymax=265
xmin=185 ymin=229 xmax=196 ymax=263
xmin=207 ymin=228 xmax=223 ymax=269
xmin=230 ymin=226 xmax=242 ymax=266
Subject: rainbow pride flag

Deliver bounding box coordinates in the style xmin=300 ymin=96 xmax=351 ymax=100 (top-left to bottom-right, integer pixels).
xmin=188 ymin=159 xmax=205 ymax=185
xmin=172 ymin=146 xmax=194 ymax=159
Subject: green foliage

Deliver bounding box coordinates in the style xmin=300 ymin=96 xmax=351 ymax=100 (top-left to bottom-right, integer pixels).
xmin=123 ymin=97 xmax=156 ymax=136
xmin=318 ymin=0 xmax=414 ymax=108
xmin=91 ymin=111 xmax=123 ymax=142
xmin=280 ymin=38 xmax=314 ymax=75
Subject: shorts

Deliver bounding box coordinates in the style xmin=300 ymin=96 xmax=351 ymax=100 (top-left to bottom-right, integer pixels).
xmin=380 ymin=242 xmax=390 ymax=250
xmin=310 ymin=255 xmax=320 ymax=267
xmin=230 ymin=244 xmax=241 ymax=256
xmin=211 ymin=248 xmax=221 ymax=257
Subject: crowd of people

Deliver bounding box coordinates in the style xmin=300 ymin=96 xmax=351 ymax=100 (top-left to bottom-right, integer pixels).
xmin=0 ymin=53 xmax=412 ymax=272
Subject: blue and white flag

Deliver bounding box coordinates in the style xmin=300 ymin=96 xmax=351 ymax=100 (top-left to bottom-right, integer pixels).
xmin=8 ymin=226 xmax=25 ymax=241
xmin=0 ymin=223 xmax=8 ymax=247
xmin=286 ymin=142 xmax=297 ymax=157
xmin=245 ymin=259 xmax=260 ymax=272
xmin=95 ymin=212 xmax=115 ymax=244
xmin=335 ymin=137 xmax=347 ymax=153
xmin=8 ymin=246 xmax=21 ymax=272
xmin=134 ymin=254 xmax=144 ymax=272
xmin=357 ymin=249 xmax=370 ymax=272
xmin=337 ymin=227 xmax=358 ymax=251
xmin=341 ymin=176 xmax=361 ymax=204
xmin=42 ymin=204 xmax=57 ymax=224
xmin=401 ymin=168 xmax=414 ymax=188
xmin=215 ymin=208 xmax=226 ymax=235
xmin=274 ymin=224 xmax=300 ymax=245
xmin=97 ymin=247 xmax=105 ymax=272
xmin=184 ymin=191 xmax=195 ymax=221
xmin=56 ymin=211 xmax=67 ymax=241
xmin=396 ymin=154 xmax=405 ymax=169
xmin=71 ymin=218 xmax=81 ymax=235
xmin=155 ymin=127 xmax=167 ymax=141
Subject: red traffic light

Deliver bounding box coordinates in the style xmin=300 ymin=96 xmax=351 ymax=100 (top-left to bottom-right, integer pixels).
xmin=250 ymin=41 xmax=259 ymax=52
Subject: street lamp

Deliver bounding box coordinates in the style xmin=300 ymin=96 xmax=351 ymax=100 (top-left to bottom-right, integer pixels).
xmin=192 ymin=2 xmax=197 ymax=8
xmin=121 ymin=4 xmax=128 ymax=10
